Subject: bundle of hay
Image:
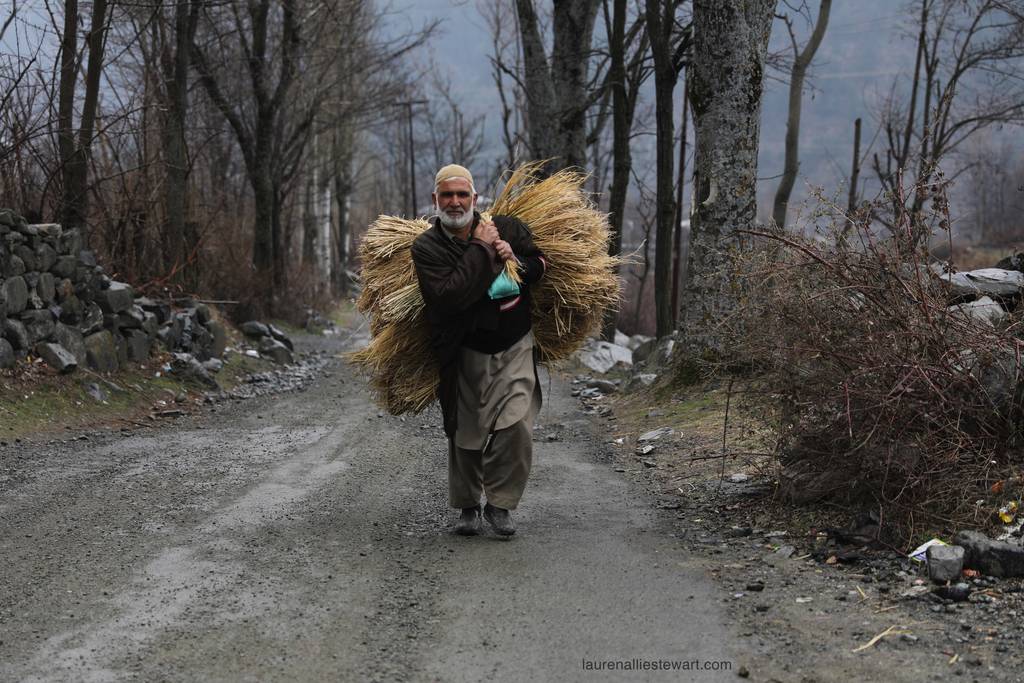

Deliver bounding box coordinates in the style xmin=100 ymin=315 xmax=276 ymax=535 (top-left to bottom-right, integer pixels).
xmin=349 ymin=162 xmax=621 ymax=415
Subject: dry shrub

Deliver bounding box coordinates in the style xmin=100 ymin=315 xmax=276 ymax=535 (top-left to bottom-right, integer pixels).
xmin=279 ymin=262 xmax=338 ymax=327
xmin=725 ymin=197 xmax=1024 ymax=536
xmin=188 ymin=212 xmax=270 ymax=323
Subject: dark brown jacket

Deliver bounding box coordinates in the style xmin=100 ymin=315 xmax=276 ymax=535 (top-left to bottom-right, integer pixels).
xmin=411 ymin=212 xmax=545 ymax=437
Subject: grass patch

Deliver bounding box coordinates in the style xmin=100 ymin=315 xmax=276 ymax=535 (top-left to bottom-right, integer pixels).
xmin=954 ymin=242 xmax=1023 ymax=271
xmin=612 ymin=379 xmax=766 ymax=450
xmin=216 ymin=350 xmax=275 ymax=389
xmin=0 ymin=349 xmax=279 ymax=442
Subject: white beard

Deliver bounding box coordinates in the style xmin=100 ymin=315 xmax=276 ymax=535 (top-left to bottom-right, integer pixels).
xmin=435 ymin=202 xmax=474 ymax=230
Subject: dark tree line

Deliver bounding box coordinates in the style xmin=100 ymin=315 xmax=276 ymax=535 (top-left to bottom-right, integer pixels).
xmin=0 ymin=0 xmax=435 ymax=316
xmin=3 ymin=0 xmax=1021 ymax=332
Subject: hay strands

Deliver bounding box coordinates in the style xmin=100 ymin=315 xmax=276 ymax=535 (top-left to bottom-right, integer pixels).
xmin=349 ymin=161 xmax=622 ymax=415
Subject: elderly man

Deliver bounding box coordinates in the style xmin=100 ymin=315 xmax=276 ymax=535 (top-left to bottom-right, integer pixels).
xmin=411 ymin=164 xmax=547 ymax=536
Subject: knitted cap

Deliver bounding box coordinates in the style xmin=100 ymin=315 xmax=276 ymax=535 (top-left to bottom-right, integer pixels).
xmin=434 ymin=164 xmax=474 ymax=189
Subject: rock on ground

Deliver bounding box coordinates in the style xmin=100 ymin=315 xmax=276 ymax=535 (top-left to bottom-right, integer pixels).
xmin=575 ymin=339 xmax=632 ymax=374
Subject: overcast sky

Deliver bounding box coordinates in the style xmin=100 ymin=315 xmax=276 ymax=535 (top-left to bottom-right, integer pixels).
xmin=392 ymin=0 xmax=926 ymax=214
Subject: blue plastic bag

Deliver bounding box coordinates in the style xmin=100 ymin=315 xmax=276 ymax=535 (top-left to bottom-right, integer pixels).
xmin=488 ymin=269 xmax=520 ymax=300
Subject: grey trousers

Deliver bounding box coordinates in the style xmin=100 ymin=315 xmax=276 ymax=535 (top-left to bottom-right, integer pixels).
xmin=448 ymin=414 xmax=534 ymax=510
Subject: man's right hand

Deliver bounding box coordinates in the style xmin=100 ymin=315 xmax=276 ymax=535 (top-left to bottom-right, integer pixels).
xmin=475 ymin=220 xmax=499 ymax=245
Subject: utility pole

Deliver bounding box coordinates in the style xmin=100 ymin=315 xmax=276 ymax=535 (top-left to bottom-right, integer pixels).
xmin=394 ymin=99 xmax=428 ymax=216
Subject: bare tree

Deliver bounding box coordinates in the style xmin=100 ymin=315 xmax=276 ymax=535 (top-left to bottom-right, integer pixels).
xmin=0 ymin=0 xmax=437 ymax=318
xmin=872 ymin=0 xmax=1024 ymax=238
xmin=321 ymin=3 xmax=435 ymax=294
xmin=56 ymin=0 xmax=112 ymax=240
xmin=679 ymin=0 xmax=777 ymax=355
xmin=644 ymin=0 xmax=690 ymax=338
xmin=771 ymin=0 xmax=831 ymax=229
xmin=189 ymin=0 xmax=398 ymax=297
xmin=515 ymin=0 xmax=602 ymax=175
xmin=120 ymin=0 xmax=203 ymax=283
xmin=189 ymin=0 xmax=306 ymax=292
xmin=482 ymin=0 xmax=528 ymax=186
xmin=0 ymin=2 xmax=51 ymax=212
xmin=963 ymin=133 xmax=1024 ymax=245
xmin=601 ymin=0 xmax=653 ymax=339
xmin=159 ymin=1 xmax=201 ymax=283
xmin=422 ymin=71 xmax=486 ymax=175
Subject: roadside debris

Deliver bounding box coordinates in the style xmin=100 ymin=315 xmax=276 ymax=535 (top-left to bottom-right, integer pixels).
xmin=909 ymin=538 xmax=947 ymax=563
xmin=926 ymin=545 xmax=965 ymax=584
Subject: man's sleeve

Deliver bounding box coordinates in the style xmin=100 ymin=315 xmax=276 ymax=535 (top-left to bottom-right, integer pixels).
xmin=503 ymin=217 xmax=547 ymax=285
xmin=412 ymin=237 xmax=502 ymax=315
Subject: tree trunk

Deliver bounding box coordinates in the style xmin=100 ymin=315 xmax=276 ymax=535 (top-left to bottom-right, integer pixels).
xmin=515 ymin=0 xmax=599 ymax=175
xmin=56 ymin=0 xmax=78 ymax=225
xmin=271 ymin=189 xmax=286 ymax=295
xmin=680 ymin=0 xmax=776 ymax=354
xmin=192 ymin=0 xmax=305 ymax=299
xmin=162 ymin=0 xmax=200 ymax=282
xmin=551 ymin=0 xmax=600 ymax=170
xmin=601 ymin=0 xmax=629 ymax=341
xmin=317 ymin=151 xmax=333 ymax=285
xmin=841 ymin=116 xmax=862 ymax=242
xmin=333 ymin=175 xmax=351 ymax=295
xmin=645 ymin=0 xmax=678 ymax=339
xmin=515 ymin=0 xmax=558 ymax=166
xmin=671 ymin=75 xmax=689 ymax=324
xmin=252 ymin=168 xmax=275 ymax=276
xmin=848 ymin=117 xmax=861 ymax=214
xmin=331 ymin=121 xmax=354 ymax=295
xmin=771 ymin=0 xmax=831 ymax=229
xmin=58 ymin=0 xmax=109 ymax=239
xmin=302 ymin=169 xmax=317 ymax=266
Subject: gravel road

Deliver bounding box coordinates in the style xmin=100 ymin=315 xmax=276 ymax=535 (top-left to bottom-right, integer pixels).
xmin=0 ymin=330 xmax=740 ymax=682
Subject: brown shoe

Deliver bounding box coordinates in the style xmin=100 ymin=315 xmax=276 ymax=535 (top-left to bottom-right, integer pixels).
xmin=483 ymin=503 xmax=516 ymax=536
xmin=454 ymin=506 xmax=482 ymax=535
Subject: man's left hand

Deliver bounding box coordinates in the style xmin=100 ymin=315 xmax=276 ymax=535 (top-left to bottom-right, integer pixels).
xmin=494 ymin=239 xmax=515 ymax=262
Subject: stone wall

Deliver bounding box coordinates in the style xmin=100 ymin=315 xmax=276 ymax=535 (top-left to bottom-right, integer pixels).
xmin=0 ymin=210 xmax=225 ymax=373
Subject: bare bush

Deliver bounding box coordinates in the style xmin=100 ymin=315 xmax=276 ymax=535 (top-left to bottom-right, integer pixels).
xmin=723 ymin=186 xmax=1024 ymax=538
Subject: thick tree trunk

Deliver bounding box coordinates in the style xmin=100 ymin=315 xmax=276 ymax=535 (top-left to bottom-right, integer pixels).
xmin=515 ymin=0 xmax=558 ymax=165
xmin=680 ymin=0 xmax=776 ymax=354
xmin=551 ymin=0 xmax=599 ymax=170
xmin=771 ymin=0 xmax=831 ymax=229
xmin=252 ymin=169 xmax=275 ymax=276
xmin=515 ymin=0 xmax=599 ymax=175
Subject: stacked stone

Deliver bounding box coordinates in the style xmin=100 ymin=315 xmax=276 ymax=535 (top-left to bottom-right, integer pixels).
xmin=0 ymin=210 xmax=226 ymax=374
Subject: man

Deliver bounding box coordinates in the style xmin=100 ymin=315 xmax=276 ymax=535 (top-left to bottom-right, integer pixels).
xmin=411 ymin=164 xmax=547 ymax=537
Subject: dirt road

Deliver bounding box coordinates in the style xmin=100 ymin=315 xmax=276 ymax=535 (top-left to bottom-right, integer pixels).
xmin=1 ymin=331 xmax=739 ymax=682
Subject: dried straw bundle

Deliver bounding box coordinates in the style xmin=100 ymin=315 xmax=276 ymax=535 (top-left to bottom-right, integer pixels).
xmin=350 ymin=162 xmax=620 ymax=414
xmin=490 ymin=163 xmax=621 ymax=360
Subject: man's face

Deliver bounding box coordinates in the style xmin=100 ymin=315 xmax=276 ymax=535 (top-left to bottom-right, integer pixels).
xmin=432 ymin=177 xmax=476 ymax=230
